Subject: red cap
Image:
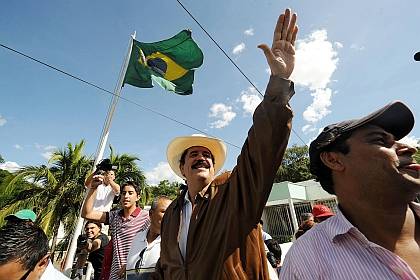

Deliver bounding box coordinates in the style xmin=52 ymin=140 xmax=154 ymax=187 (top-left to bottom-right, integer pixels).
xmin=312 ymin=204 xmax=335 ymax=218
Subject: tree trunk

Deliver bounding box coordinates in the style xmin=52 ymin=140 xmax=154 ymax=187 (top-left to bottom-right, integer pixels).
xmin=50 ymin=221 xmax=60 ymax=262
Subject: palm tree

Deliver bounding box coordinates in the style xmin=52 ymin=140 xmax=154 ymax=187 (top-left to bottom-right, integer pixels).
xmin=0 ymin=140 xmax=92 ymax=257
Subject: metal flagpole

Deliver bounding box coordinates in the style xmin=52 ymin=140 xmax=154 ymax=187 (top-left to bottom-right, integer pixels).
xmin=63 ymin=32 xmax=136 ymax=271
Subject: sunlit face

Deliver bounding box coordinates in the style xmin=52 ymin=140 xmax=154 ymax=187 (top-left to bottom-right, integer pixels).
xmin=0 ymin=255 xmax=49 ymax=280
xmin=120 ymin=185 xmax=139 ymax=209
xmin=179 ymin=146 xmax=215 ymax=184
xmin=85 ymin=223 xmax=101 ymax=239
xmin=340 ymin=125 xmax=420 ymax=195
xmin=149 ymin=199 xmax=172 ymax=234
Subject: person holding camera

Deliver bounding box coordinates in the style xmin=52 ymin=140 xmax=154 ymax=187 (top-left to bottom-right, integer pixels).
xmin=85 ymin=159 xmax=121 ymax=212
xmin=74 ymin=222 xmax=109 ymax=280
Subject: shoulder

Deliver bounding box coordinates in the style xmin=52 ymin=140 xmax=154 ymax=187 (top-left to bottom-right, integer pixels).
xmin=133 ymin=227 xmax=148 ymax=241
xmin=282 ymin=222 xmax=331 ymax=272
xmin=98 ymin=233 xmax=109 ymax=242
xmin=108 ymin=209 xmax=121 ymax=223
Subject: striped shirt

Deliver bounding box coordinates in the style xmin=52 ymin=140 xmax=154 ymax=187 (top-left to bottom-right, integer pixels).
xmin=108 ymin=207 xmax=150 ymax=280
xmin=281 ymin=203 xmax=420 ymax=280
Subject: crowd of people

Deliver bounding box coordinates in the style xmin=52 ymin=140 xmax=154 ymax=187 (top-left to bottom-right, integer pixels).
xmin=1 ymin=7 xmax=419 ymax=280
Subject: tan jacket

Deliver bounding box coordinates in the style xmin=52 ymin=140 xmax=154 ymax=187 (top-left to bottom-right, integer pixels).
xmin=156 ymin=76 xmax=294 ymax=279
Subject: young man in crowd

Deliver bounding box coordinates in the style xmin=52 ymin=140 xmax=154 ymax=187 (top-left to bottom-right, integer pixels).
xmin=85 ymin=159 xmax=120 ymax=212
xmin=0 ymin=221 xmax=69 ymax=280
xmin=82 ymin=180 xmax=149 ymax=280
xmin=74 ymin=221 xmax=109 ymax=280
xmin=124 ymin=196 xmax=172 ymax=279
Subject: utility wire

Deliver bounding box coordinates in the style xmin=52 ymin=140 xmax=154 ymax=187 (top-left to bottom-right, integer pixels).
xmin=175 ymin=0 xmax=308 ymax=147
xmin=0 ymin=42 xmax=241 ymax=149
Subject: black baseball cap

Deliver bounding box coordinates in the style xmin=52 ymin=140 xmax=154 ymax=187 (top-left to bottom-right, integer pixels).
xmin=309 ymin=101 xmax=415 ymax=176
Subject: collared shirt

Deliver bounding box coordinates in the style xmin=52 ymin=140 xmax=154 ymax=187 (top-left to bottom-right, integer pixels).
xmin=108 ymin=207 xmax=150 ymax=280
xmin=179 ymin=190 xmax=193 ymax=260
xmin=280 ymin=203 xmax=420 ymax=280
xmin=40 ymin=261 xmax=70 ymax=280
xmin=126 ymin=227 xmax=162 ymax=270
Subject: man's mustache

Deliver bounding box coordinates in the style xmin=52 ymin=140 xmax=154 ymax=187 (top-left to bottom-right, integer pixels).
xmin=192 ymin=160 xmax=210 ymax=169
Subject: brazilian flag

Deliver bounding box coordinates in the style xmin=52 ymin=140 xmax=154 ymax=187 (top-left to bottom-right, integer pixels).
xmin=123 ymin=30 xmax=204 ymax=95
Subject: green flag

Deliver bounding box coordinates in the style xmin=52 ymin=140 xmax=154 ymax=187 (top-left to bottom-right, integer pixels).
xmin=123 ymin=30 xmax=204 ymax=95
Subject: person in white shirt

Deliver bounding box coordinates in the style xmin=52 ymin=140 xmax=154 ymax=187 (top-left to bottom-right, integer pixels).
xmin=0 ymin=220 xmax=70 ymax=280
xmin=124 ymin=196 xmax=172 ymax=279
xmin=85 ymin=159 xmax=120 ymax=212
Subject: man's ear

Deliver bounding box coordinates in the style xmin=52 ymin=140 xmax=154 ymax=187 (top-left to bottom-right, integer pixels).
xmin=179 ymin=164 xmax=185 ymax=177
xmin=33 ymin=254 xmax=50 ymax=274
xmin=319 ymin=151 xmax=345 ymax=172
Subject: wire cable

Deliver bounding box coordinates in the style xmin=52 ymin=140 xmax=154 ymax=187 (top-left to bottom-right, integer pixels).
xmin=0 ymin=42 xmax=241 ymax=149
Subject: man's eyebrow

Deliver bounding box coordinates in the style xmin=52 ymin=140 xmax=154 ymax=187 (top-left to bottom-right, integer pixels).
xmin=364 ymin=130 xmax=395 ymax=140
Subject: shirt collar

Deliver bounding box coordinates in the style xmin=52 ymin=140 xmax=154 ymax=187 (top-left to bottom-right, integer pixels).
xmin=118 ymin=207 xmax=141 ymax=217
xmin=324 ymin=206 xmax=356 ymax=243
xmin=326 ymin=202 xmax=420 ymax=243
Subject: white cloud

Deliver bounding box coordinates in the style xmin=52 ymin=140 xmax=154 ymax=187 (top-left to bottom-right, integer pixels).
xmin=290 ymin=29 xmax=340 ymax=132
xmin=350 ymin=43 xmax=365 ymax=51
xmin=34 ymin=144 xmax=57 ymax=160
xmin=14 ymin=144 xmax=23 ymax=150
xmin=302 ymin=88 xmax=333 ymax=123
xmin=232 ymin=43 xmax=245 ymax=55
xmin=244 ymin=28 xmax=254 ymax=36
xmin=302 ymin=124 xmax=317 ymax=134
xmin=291 ymin=29 xmax=339 ymax=90
xmin=209 ymin=103 xmax=236 ymax=129
xmin=237 ymin=87 xmax=262 ymax=115
xmin=0 ymin=161 xmax=21 ymax=172
xmin=144 ymin=162 xmax=183 ymax=186
xmin=0 ymin=115 xmax=6 ymax=126
xmin=399 ymin=135 xmax=419 ymax=148
xmin=44 ymin=145 xmax=57 ymax=150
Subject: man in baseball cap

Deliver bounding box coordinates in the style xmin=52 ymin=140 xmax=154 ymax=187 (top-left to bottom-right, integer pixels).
xmin=311 ymin=204 xmax=335 ymax=222
xmin=156 ymin=8 xmax=299 ymax=280
xmin=281 ymin=101 xmax=420 ymax=279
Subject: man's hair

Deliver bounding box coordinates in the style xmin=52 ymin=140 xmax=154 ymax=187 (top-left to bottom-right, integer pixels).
xmin=84 ymin=221 xmax=102 ymax=230
xmin=179 ymin=147 xmax=215 ymax=166
xmin=0 ymin=221 xmax=49 ymax=270
xmin=265 ymin=239 xmax=282 ymax=260
xmin=300 ymin=212 xmax=313 ymax=223
xmin=311 ymin=131 xmax=353 ymax=194
xmin=150 ymin=196 xmax=172 ymax=211
xmin=121 ymin=181 xmax=141 ymax=196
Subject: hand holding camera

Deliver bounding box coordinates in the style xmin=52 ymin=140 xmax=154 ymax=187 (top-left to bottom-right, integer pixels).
xmin=77 ymin=235 xmax=89 ymax=249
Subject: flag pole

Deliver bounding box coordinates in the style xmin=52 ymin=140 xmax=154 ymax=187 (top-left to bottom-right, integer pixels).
xmin=63 ymin=32 xmax=136 ymax=271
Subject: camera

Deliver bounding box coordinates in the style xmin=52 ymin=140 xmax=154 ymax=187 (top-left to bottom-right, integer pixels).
xmin=77 ymin=235 xmax=88 ymax=248
xmin=94 ymin=159 xmax=117 ymax=175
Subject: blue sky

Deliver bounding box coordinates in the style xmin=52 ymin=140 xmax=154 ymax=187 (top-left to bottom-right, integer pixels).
xmin=1 ymin=0 xmax=419 ymax=184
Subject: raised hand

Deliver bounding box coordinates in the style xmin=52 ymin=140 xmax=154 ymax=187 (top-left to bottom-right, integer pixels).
xmin=258 ymin=9 xmax=298 ymax=79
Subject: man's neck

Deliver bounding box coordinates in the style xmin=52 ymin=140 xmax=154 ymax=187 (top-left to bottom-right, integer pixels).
xmin=146 ymin=228 xmax=159 ymax=244
xmin=186 ymin=179 xmax=212 ymax=204
xmin=122 ymin=205 xmax=138 ymax=218
xmin=339 ymin=200 xmax=417 ymax=250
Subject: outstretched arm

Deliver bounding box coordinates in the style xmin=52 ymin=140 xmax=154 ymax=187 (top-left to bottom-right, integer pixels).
xmin=81 ymin=175 xmax=107 ymax=223
xmin=226 ymin=9 xmax=298 ymax=238
xmin=258 ymin=8 xmax=298 ymax=79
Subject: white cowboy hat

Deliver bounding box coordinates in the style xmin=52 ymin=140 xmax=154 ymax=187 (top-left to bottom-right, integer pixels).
xmin=166 ymin=134 xmax=227 ymax=179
